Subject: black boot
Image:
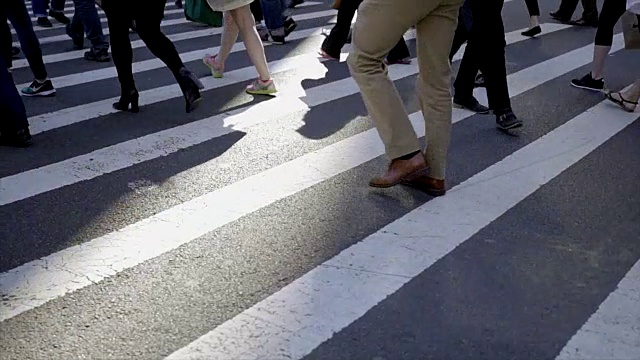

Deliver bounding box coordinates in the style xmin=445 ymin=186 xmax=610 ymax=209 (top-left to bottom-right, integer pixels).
xmin=113 ymin=86 xmax=139 ymax=113
xmin=176 ymin=68 xmax=204 ymax=113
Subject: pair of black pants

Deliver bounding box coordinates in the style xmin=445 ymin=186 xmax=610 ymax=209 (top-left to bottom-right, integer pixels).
xmin=594 ymin=0 xmax=625 ymax=46
xmin=454 ymin=0 xmax=510 ymax=112
xmin=321 ymin=0 xmax=409 ymax=62
xmin=0 ymin=55 xmax=29 ymax=132
xmin=1 ymin=20 xmax=11 ymax=68
xmin=556 ymin=0 xmax=598 ymax=20
xmin=524 ymin=0 xmax=540 ymax=16
xmin=449 ymin=0 xmax=471 ymax=61
xmin=101 ymin=0 xmax=185 ymax=91
xmin=0 ymin=0 xmax=48 ymax=80
xmin=251 ymin=0 xmax=263 ymax=22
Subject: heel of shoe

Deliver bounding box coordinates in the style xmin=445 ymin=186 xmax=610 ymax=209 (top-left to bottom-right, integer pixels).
xmin=130 ymin=93 xmax=139 ymax=113
xmin=112 ymin=88 xmax=139 ymax=112
xmin=177 ymin=68 xmax=203 ymax=113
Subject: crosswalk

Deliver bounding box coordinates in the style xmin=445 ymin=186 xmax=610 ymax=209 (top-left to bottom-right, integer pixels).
xmin=1 ymin=0 xmax=639 ymax=358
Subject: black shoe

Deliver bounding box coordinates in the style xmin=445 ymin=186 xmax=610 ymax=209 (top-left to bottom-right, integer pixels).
xmin=496 ymin=110 xmax=522 ymax=130
xmin=113 ymin=87 xmax=139 ymax=113
xmin=0 ymin=128 xmax=33 ymax=148
xmin=11 ymin=46 xmax=20 ymax=58
xmin=84 ymin=49 xmax=111 ymax=62
xmin=284 ymin=17 xmax=297 ymax=36
xmin=269 ymin=28 xmax=287 ymax=44
xmin=454 ymin=96 xmax=490 ymax=114
xmin=176 ymin=68 xmax=204 ymax=113
xmin=21 ymin=79 xmax=56 ymax=97
xmin=49 ymin=10 xmax=70 ymax=24
xmin=37 ymin=17 xmax=53 ymax=27
xmin=521 ymin=25 xmax=541 ymax=37
xmin=571 ymin=72 xmax=604 ymax=91
xmin=549 ymin=11 xmax=571 ymax=22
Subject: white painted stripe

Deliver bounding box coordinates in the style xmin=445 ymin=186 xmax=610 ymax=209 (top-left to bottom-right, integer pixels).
xmin=26 ymin=7 xmax=183 ymax=23
xmin=22 ymin=0 xmax=320 ymax=17
xmin=12 ymin=8 xmax=335 ymax=69
xmin=165 ymin=91 xmax=640 ymax=360
xmin=23 ymin=1 xmax=321 ymax=21
xmin=15 ymin=10 xmax=337 ymax=90
xmin=0 ymin=25 xmax=605 ymax=321
xmin=12 ymin=27 xmax=222 ymax=69
xmin=12 ymin=17 xmax=191 ymax=46
xmin=2 ymin=24 xmax=566 ymax=207
xmin=556 ymin=260 xmax=640 ymax=359
xmin=12 ymin=2 xmax=327 ymax=46
xmin=26 ymin=23 xmax=569 ymax=135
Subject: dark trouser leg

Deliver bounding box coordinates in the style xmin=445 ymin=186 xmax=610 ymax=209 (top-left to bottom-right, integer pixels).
xmin=321 ymin=0 xmax=361 ymax=58
xmin=5 ymin=0 xmax=48 ymax=80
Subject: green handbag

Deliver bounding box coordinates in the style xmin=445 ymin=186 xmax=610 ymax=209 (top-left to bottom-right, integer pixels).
xmin=184 ymin=0 xmax=223 ymax=27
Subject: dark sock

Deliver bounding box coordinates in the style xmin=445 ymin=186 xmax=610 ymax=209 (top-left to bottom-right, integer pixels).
xmin=396 ymin=150 xmax=421 ymax=160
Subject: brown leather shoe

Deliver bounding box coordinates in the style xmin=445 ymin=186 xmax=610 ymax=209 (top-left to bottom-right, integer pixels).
xmin=369 ymin=152 xmax=427 ymax=188
xmin=401 ymin=172 xmax=446 ymax=197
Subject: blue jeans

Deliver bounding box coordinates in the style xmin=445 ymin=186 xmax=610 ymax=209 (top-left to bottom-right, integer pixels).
xmin=1 ymin=0 xmax=48 ymax=79
xmin=67 ymin=0 xmax=109 ymax=51
xmin=259 ymin=0 xmax=289 ymax=30
xmin=0 ymin=55 xmax=29 ymax=132
xmin=31 ymin=0 xmax=47 ymax=16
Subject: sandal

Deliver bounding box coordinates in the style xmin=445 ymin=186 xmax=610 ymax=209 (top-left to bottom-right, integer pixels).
xmin=605 ymin=91 xmax=638 ymax=112
xmin=203 ymin=54 xmax=224 ymax=78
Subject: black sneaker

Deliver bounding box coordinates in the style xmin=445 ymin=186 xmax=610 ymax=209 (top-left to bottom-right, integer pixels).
xmin=37 ymin=17 xmax=53 ymax=27
xmin=21 ymin=79 xmax=56 ymax=97
xmin=49 ymin=10 xmax=70 ymax=24
xmin=453 ymin=96 xmax=490 ymax=114
xmin=496 ymin=110 xmax=522 ymax=130
xmin=84 ymin=49 xmax=111 ymax=62
xmin=571 ymin=72 xmax=604 ymax=91
xmin=0 ymin=128 xmax=33 ymax=148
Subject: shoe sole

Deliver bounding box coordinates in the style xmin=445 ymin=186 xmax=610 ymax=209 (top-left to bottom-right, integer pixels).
xmin=570 ymin=82 xmax=604 ymax=92
xmin=22 ymin=89 xmax=56 ymax=97
xmin=497 ymin=121 xmax=523 ymax=131
xmin=453 ymin=102 xmax=490 ymax=114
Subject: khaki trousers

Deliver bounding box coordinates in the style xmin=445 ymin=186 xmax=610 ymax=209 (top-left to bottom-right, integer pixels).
xmin=347 ymin=0 xmax=462 ymax=180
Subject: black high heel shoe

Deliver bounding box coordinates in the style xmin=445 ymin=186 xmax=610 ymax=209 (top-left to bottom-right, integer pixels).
xmin=113 ymin=88 xmax=139 ymax=113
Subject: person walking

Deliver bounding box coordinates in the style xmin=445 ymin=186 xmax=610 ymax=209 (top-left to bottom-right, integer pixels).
xmin=347 ymin=0 xmax=465 ymax=196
